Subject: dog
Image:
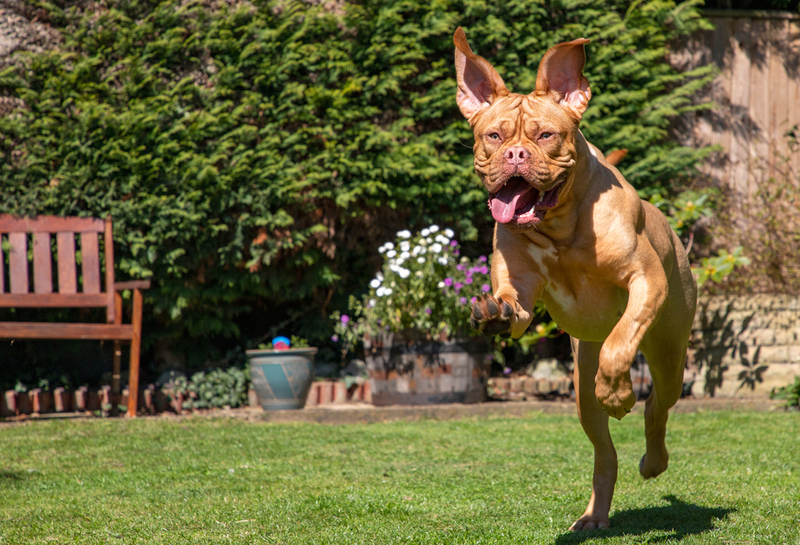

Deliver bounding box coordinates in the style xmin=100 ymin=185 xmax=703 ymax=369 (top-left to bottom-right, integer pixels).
xmin=454 ymin=28 xmax=697 ymax=531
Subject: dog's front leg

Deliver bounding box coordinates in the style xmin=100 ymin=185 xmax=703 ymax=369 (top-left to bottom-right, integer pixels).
xmin=469 ymin=243 xmax=543 ymax=339
xmin=596 ymin=261 xmax=668 ymax=419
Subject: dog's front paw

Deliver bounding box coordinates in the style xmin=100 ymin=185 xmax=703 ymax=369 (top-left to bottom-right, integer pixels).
xmin=469 ymin=295 xmax=514 ymax=337
xmin=594 ymin=371 xmax=636 ymax=420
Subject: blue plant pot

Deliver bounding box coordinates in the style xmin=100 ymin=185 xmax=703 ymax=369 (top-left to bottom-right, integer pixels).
xmin=247 ymin=348 xmax=317 ymax=410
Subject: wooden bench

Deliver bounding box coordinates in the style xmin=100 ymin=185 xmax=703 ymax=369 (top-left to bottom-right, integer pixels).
xmin=0 ymin=215 xmax=150 ymax=417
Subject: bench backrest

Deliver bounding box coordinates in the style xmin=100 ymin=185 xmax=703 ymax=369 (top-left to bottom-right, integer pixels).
xmin=0 ymin=215 xmax=116 ymax=323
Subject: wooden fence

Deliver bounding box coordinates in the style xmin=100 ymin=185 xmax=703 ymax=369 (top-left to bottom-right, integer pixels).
xmin=672 ymin=10 xmax=800 ymax=209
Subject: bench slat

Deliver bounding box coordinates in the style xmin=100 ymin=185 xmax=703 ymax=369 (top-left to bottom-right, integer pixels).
xmin=57 ymin=233 xmax=77 ymax=294
xmin=9 ymin=233 xmax=28 ymax=294
xmin=0 ymin=322 xmax=134 ymax=341
xmin=33 ymin=232 xmax=53 ymax=294
xmin=0 ymin=293 xmax=109 ymax=308
xmin=81 ymin=232 xmax=101 ymax=294
xmin=0 ymin=215 xmax=105 ymax=233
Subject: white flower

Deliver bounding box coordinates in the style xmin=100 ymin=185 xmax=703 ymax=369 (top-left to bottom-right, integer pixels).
xmin=369 ymin=299 xmax=376 ymax=307
xmin=412 ymin=246 xmax=426 ymax=256
xmin=421 ymin=228 xmax=430 ymax=237
xmin=376 ymin=273 xmax=384 ymax=281
xmin=438 ymin=256 xmax=448 ymax=265
xmin=386 ymin=250 xmax=397 ymax=258
xmin=435 ymin=234 xmax=450 ymax=245
xmin=400 ymin=251 xmax=410 ymax=260
xmin=430 ymin=243 xmax=443 ymax=254
xmin=417 ymin=257 xmax=425 ymax=264
xmin=384 ymin=288 xmax=393 ymax=296
xmin=397 ymin=268 xmax=410 ymax=279
xmin=437 ymin=281 xmax=445 ymax=288
xmin=400 ymin=241 xmax=411 ymax=252
xmin=396 ymin=230 xmax=411 ymax=239
xmin=378 ymin=244 xmax=387 ymax=254
xmin=376 ymin=287 xmax=388 ymax=297
xmin=444 ymin=228 xmax=454 ymax=238
xmin=426 ymin=237 xmax=433 ymax=244
xmin=429 ymin=224 xmax=439 ymax=233
xmin=370 ymin=278 xmax=381 ymax=289
xmin=415 ymin=271 xmax=423 ymax=277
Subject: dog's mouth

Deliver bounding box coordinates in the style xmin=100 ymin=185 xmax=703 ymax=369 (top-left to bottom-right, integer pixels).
xmin=488 ymin=176 xmax=562 ymax=225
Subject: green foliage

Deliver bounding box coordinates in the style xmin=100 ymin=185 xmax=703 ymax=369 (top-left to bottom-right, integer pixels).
xmin=770 ymin=376 xmax=800 ymax=409
xmin=693 ymin=246 xmax=751 ymax=288
xmin=0 ymin=0 xmax=715 ymax=362
xmin=172 ymin=366 xmax=249 ymax=410
xmin=257 ymin=335 xmax=310 ymax=350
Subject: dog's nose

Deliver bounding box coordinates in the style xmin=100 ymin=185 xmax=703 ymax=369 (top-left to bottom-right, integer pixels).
xmin=504 ymin=146 xmax=530 ymax=165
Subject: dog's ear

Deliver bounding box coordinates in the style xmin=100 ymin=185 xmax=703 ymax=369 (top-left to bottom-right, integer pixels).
xmin=533 ymin=38 xmax=591 ymax=120
xmin=454 ymin=27 xmax=509 ymax=121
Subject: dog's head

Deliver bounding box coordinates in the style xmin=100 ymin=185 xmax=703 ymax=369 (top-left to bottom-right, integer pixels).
xmin=454 ymin=27 xmax=591 ymax=229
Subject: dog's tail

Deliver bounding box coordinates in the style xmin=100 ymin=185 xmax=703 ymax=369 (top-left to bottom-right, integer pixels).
xmin=605 ymin=149 xmax=628 ymax=166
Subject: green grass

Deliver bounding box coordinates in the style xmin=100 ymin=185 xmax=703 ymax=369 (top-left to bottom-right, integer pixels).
xmin=1 ymin=410 xmax=798 ymax=544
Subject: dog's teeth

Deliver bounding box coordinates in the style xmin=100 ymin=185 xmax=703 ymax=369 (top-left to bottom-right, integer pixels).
xmin=537 ymin=194 xmax=545 ymax=205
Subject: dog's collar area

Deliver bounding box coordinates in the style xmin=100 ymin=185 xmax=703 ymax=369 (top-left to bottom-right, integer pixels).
xmin=489 ymin=176 xmax=561 ymax=225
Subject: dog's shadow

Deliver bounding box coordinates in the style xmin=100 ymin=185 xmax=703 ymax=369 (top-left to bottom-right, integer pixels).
xmin=554 ymin=495 xmax=734 ymax=544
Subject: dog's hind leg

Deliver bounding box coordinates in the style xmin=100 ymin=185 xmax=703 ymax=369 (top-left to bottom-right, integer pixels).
xmin=638 ymin=311 xmax=692 ymax=479
xmin=569 ymin=338 xmax=618 ymax=531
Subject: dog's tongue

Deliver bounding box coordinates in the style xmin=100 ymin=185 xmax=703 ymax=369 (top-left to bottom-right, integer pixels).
xmin=490 ymin=179 xmax=531 ymax=224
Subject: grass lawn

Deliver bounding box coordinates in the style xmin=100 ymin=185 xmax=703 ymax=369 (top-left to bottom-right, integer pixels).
xmin=1 ymin=409 xmax=798 ymax=544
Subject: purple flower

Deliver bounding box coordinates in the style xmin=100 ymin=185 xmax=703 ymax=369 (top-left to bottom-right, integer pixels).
xmin=341 ymin=315 xmax=350 ymax=324
xmin=479 ymin=266 xmax=488 ymax=275
xmin=459 ymin=297 xmax=467 ymax=305
xmin=482 ymin=284 xmax=491 ymax=292
xmin=479 ymin=255 xmax=488 ymax=262
xmin=331 ymin=335 xmax=339 ymax=342
xmin=455 ymin=282 xmax=464 ymax=290
xmin=425 ymin=308 xmax=432 ymax=315
xmin=456 ymin=264 xmax=465 ymax=271
xmin=465 ymin=277 xmax=473 ymax=285
xmin=450 ymin=240 xmax=458 ymax=247
xmin=471 ymin=297 xmax=477 ymax=304
xmin=503 ymin=367 xmax=512 ymax=375
xmin=444 ymin=278 xmax=453 ymax=287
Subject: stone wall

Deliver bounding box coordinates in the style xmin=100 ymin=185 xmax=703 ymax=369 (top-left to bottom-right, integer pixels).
xmin=689 ymin=295 xmax=800 ymax=398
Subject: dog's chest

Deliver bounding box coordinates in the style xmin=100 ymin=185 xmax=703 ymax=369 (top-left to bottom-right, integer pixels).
xmin=527 ymin=243 xmax=628 ymax=342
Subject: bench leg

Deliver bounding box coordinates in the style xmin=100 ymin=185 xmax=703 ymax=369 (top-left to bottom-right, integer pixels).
xmin=126 ymin=288 xmax=144 ymax=418
xmin=112 ymin=340 xmax=122 ymax=416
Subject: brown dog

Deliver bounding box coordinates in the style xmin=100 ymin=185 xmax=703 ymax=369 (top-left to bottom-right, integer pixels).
xmin=454 ymin=28 xmax=697 ymax=531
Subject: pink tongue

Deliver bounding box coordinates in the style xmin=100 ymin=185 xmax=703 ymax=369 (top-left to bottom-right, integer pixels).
xmin=490 ymin=182 xmax=532 ymax=223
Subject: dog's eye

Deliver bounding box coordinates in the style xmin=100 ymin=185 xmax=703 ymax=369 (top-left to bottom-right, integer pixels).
xmin=487 ymin=133 xmax=501 ymax=141
xmin=539 ymin=132 xmax=554 ymax=140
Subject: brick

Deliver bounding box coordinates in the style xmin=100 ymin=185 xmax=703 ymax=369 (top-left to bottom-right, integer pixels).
xmin=523 ymin=378 xmax=540 ymax=396
xmin=756 ymin=345 xmax=790 ymax=364
xmin=1 ymin=390 xmax=15 ymax=417
xmin=745 ymin=329 xmax=776 ymax=347
xmin=509 ymin=379 xmax=524 ymax=393
xmin=16 ymin=392 xmax=31 ymax=415
xmin=318 ymin=381 xmax=333 ymax=405
xmin=74 ymin=387 xmax=89 ymax=412
xmin=53 ymin=387 xmax=68 ymax=412
xmin=305 ymin=383 xmax=320 ymax=407
xmin=332 ymin=381 xmax=348 ymax=404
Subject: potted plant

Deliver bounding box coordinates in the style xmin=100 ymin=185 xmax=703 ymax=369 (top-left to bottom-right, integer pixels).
xmin=247 ymin=336 xmax=317 ymax=410
xmin=332 ymin=225 xmax=494 ymax=406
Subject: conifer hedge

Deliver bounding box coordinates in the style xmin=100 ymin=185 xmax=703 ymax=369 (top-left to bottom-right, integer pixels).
xmin=0 ymin=0 xmax=714 ymax=367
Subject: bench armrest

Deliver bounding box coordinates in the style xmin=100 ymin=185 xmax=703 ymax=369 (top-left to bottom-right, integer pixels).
xmin=114 ymin=280 xmax=151 ymax=291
